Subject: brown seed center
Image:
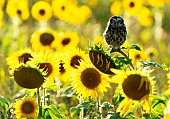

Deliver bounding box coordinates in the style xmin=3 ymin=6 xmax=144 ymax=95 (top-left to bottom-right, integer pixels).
xmin=81 ymin=68 xmax=101 ymax=89
xmin=22 ymin=102 xmax=34 ymax=114
xmin=62 ymin=38 xmax=70 ymax=46
xmin=18 ymin=53 xmax=33 ymax=64
xmin=39 ymin=9 xmax=45 ymax=16
xmin=70 ymin=55 xmax=82 ymax=68
xmin=38 ymin=63 xmax=52 ymax=77
xmin=122 ymin=74 xmax=150 ymax=100
xmin=129 ymin=2 xmax=135 ymax=8
xmin=40 ymin=33 xmax=54 ymax=46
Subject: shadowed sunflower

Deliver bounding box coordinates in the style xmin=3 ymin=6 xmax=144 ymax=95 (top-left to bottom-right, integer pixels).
xmin=30 ymin=51 xmax=59 ymax=88
xmin=6 ymin=0 xmax=30 ymax=20
xmin=31 ymin=1 xmax=52 ymax=21
xmin=56 ymin=31 xmax=80 ymax=52
xmin=30 ymin=29 xmax=59 ymax=51
xmin=111 ymin=69 xmax=156 ymax=117
xmin=6 ymin=49 xmax=34 ymax=68
xmin=10 ymin=63 xmax=45 ymax=89
xmin=70 ymin=60 xmax=111 ymax=99
xmin=13 ymin=97 xmax=38 ymax=118
xmin=122 ymin=0 xmax=143 ymax=16
xmin=65 ymin=48 xmax=89 ymax=70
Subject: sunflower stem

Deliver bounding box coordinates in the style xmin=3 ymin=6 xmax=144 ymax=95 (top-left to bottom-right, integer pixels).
xmin=97 ymin=96 xmax=102 ymax=119
xmin=79 ymin=97 xmax=84 ymax=119
xmin=37 ymin=87 xmax=42 ymax=119
xmin=111 ymin=48 xmax=134 ymax=69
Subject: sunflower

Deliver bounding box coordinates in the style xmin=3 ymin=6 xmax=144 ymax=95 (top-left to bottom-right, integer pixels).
xmin=93 ymin=35 xmax=107 ymax=48
xmin=64 ymin=48 xmax=89 ymax=72
xmin=70 ymin=60 xmax=111 ymax=99
xmin=6 ymin=0 xmax=30 ymax=20
xmin=56 ymin=31 xmax=80 ymax=52
xmin=13 ymin=97 xmax=38 ymax=118
xmin=31 ymin=1 xmax=52 ymax=21
xmin=0 ymin=0 xmax=4 ymax=8
xmin=129 ymin=48 xmax=147 ymax=65
xmin=111 ymin=69 xmax=156 ymax=117
xmin=146 ymin=47 xmax=158 ymax=60
xmin=138 ymin=7 xmax=153 ymax=27
xmin=122 ymin=0 xmax=143 ymax=16
xmin=30 ymin=29 xmax=59 ymax=51
xmin=147 ymin=0 xmax=165 ymax=8
xmin=110 ymin=0 xmax=123 ymax=16
xmin=6 ymin=49 xmax=34 ymax=68
xmin=30 ymin=51 xmax=59 ymax=88
xmin=52 ymin=0 xmax=76 ymax=21
xmin=10 ymin=62 xmax=45 ymax=89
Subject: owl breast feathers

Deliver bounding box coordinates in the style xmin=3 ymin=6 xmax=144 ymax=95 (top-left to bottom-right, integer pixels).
xmin=103 ymin=16 xmax=127 ymax=49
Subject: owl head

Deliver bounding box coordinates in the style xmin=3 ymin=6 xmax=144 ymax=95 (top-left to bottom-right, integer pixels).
xmin=108 ymin=16 xmax=125 ymax=28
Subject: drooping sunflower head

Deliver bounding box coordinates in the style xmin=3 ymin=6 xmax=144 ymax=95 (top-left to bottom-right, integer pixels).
xmin=70 ymin=60 xmax=111 ymax=99
xmin=56 ymin=31 xmax=80 ymax=52
xmin=6 ymin=49 xmax=34 ymax=68
xmin=30 ymin=50 xmax=59 ymax=88
xmin=89 ymin=44 xmax=119 ymax=74
xmin=111 ymin=68 xmax=156 ymax=116
xmin=30 ymin=29 xmax=59 ymax=51
xmin=123 ymin=0 xmax=143 ymax=16
xmin=65 ymin=48 xmax=89 ymax=70
xmin=10 ymin=63 xmax=46 ymax=89
xmin=31 ymin=1 xmax=52 ymax=21
xmin=6 ymin=0 xmax=30 ymax=20
xmin=13 ymin=97 xmax=38 ymax=118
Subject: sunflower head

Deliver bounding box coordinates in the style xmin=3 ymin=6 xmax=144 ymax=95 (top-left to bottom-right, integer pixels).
xmin=11 ymin=63 xmax=45 ymax=89
xmin=56 ymin=32 xmax=80 ymax=52
xmin=6 ymin=49 xmax=34 ymax=68
xmin=13 ymin=97 xmax=38 ymax=118
xmin=31 ymin=29 xmax=59 ymax=51
xmin=89 ymin=44 xmax=119 ymax=74
xmin=111 ymin=69 xmax=156 ymax=116
xmin=64 ymin=48 xmax=89 ymax=70
xmin=71 ymin=60 xmax=111 ymax=99
xmin=31 ymin=1 xmax=52 ymax=21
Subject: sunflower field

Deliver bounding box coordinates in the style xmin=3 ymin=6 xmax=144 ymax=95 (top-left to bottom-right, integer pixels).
xmin=1 ymin=0 xmax=170 ymax=119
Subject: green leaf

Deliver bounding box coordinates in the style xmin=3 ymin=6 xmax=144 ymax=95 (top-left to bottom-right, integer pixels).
xmin=130 ymin=44 xmax=141 ymax=51
xmin=140 ymin=61 xmax=168 ymax=71
xmin=44 ymin=104 xmax=61 ymax=119
xmin=77 ymin=102 xmax=89 ymax=109
xmin=63 ymin=86 xmax=73 ymax=94
xmin=47 ymin=84 xmax=59 ymax=90
xmin=112 ymin=93 xmax=124 ymax=107
xmin=101 ymin=102 xmax=114 ymax=110
xmin=0 ymin=96 xmax=8 ymax=111
xmin=70 ymin=107 xmax=81 ymax=118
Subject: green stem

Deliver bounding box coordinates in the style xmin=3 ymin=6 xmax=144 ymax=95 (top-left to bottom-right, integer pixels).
xmin=79 ymin=97 xmax=84 ymax=119
xmin=111 ymin=48 xmax=134 ymax=69
xmin=37 ymin=88 xmax=41 ymax=119
xmin=97 ymin=96 xmax=102 ymax=119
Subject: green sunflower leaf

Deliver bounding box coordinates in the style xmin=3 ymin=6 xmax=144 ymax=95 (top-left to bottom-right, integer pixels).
xmin=129 ymin=44 xmax=142 ymax=51
xmin=101 ymin=102 xmax=114 ymax=110
xmin=70 ymin=107 xmax=81 ymax=118
xmin=140 ymin=61 xmax=168 ymax=71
